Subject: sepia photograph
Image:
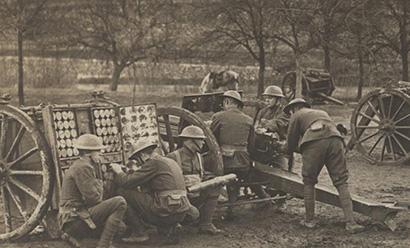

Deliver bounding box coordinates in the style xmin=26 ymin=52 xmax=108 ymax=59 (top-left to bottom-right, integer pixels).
xmin=0 ymin=0 xmax=409 ymax=247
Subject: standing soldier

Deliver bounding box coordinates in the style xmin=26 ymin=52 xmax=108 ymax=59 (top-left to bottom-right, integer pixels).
xmin=59 ymin=134 xmax=127 ymax=248
xmin=210 ymin=90 xmax=269 ymax=218
xmin=110 ymin=140 xmax=198 ymax=245
xmin=284 ymin=98 xmax=365 ymax=233
xmin=167 ymin=125 xmax=223 ymax=235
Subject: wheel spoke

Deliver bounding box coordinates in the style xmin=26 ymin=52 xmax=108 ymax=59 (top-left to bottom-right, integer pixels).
xmin=391 ymin=100 xmax=405 ymax=120
xmin=387 ymin=135 xmax=397 ymax=160
xmin=358 ymin=112 xmax=380 ymax=124
xmin=5 ymin=124 xmax=26 ymax=162
xmin=8 ymin=177 xmax=40 ymax=201
xmin=9 ymin=170 xmax=43 ymax=176
xmin=366 ymin=100 xmax=382 ymax=119
xmin=381 ymin=136 xmax=387 ymax=161
xmin=391 ymin=134 xmax=407 ymax=155
xmin=357 ymin=131 xmax=380 ymax=144
xmin=395 ymin=130 xmax=410 ymax=142
xmin=0 ymin=186 xmax=12 ymax=232
xmin=356 ymin=125 xmax=380 ymax=129
xmin=368 ymin=134 xmax=384 ymax=155
xmin=0 ymin=116 xmax=9 ymax=159
xmin=394 ymin=113 xmax=410 ymax=124
xmin=7 ymin=147 xmax=39 ymax=168
xmin=5 ymin=184 xmax=28 ymax=221
xmin=387 ymin=95 xmax=393 ymax=119
xmin=395 ymin=126 xmax=410 ymax=129
xmin=377 ymin=95 xmax=386 ymax=119
xmin=162 ymin=115 xmax=175 ymax=152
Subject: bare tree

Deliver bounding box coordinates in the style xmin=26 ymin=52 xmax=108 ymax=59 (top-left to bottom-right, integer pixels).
xmin=63 ymin=0 xmax=176 ymax=91
xmin=195 ymin=0 xmax=279 ymax=97
xmin=0 ymin=0 xmax=49 ymax=105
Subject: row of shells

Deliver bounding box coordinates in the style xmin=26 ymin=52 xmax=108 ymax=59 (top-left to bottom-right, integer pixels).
xmin=95 ymin=117 xmax=118 ymax=127
xmin=55 ymin=129 xmax=78 ymax=140
xmin=53 ymin=111 xmax=75 ymax=121
xmin=58 ymin=147 xmax=80 ymax=158
xmin=93 ymin=109 xmax=116 ymax=118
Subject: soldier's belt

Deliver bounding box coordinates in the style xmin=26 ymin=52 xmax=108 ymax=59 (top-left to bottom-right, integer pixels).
xmin=157 ymin=190 xmax=187 ymax=197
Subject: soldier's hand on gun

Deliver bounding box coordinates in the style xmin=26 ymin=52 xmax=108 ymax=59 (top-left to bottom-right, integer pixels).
xmin=110 ymin=163 xmax=124 ymax=174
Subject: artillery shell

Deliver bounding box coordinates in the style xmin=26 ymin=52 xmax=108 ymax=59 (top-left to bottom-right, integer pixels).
xmin=62 ymin=111 xmax=68 ymax=120
xmin=59 ymin=139 xmax=66 ymax=148
xmin=95 ymin=119 xmax=101 ymax=127
xmin=110 ymin=109 xmax=115 ymax=117
xmin=69 ymin=120 xmax=76 ymax=129
xmin=106 ymin=127 xmax=111 ymax=134
xmin=63 ymin=121 xmax=70 ymax=129
xmin=93 ymin=110 xmax=99 ymax=118
xmin=112 ymin=126 xmax=118 ymax=134
xmin=104 ymin=109 xmax=110 ymax=117
xmin=67 ymin=111 xmax=74 ymax=120
xmin=96 ymin=128 xmax=102 ymax=136
xmin=65 ymin=130 xmax=71 ymax=139
xmin=121 ymin=117 xmax=128 ymax=124
xmin=58 ymin=130 xmax=65 ymax=139
xmin=120 ymin=108 xmax=126 ymax=115
xmin=71 ymin=129 xmax=77 ymax=137
xmin=67 ymin=148 xmax=73 ymax=157
xmin=55 ymin=131 xmax=59 ymax=138
xmin=102 ymin=127 xmax=108 ymax=136
xmin=103 ymin=136 xmax=109 ymax=144
xmin=106 ymin=118 xmax=112 ymax=126
xmin=101 ymin=118 xmax=107 ymax=126
xmin=60 ymin=149 xmax=67 ymax=158
xmin=73 ymin=148 xmax=79 ymax=156
xmin=99 ymin=109 xmax=105 ymax=116
xmin=66 ymin=139 xmax=72 ymax=147
xmin=57 ymin=121 xmax=64 ymax=130
xmin=55 ymin=111 xmax=62 ymax=120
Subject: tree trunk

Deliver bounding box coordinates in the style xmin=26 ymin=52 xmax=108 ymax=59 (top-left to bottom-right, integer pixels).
xmin=257 ymin=52 xmax=266 ymax=98
xmin=17 ymin=29 xmax=24 ymax=106
xmin=110 ymin=64 xmax=124 ymax=91
xmin=295 ymin=52 xmax=303 ymax=98
xmin=323 ymin=45 xmax=331 ymax=72
xmin=400 ymin=1 xmax=409 ymax=81
xmin=357 ymin=46 xmax=364 ymax=100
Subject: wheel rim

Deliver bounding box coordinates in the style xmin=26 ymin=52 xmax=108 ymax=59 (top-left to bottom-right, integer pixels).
xmin=0 ymin=104 xmax=54 ymax=241
xmin=157 ymin=107 xmax=223 ymax=175
xmin=281 ymin=72 xmax=296 ymax=101
xmin=351 ymin=89 xmax=410 ymax=165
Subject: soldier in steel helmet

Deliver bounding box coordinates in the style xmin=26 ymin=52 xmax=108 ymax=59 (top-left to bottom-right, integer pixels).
xmin=210 ymin=90 xmax=270 ymax=218
xmin=59 ymin=134 xmax=127 ymax=248
xmin=167 ymin=125 xmax=223 ymax=235
xmin=284 ymin=98 xmax=365 ymax=233
xmin=110 ymin=140 xmax=198 ymax=245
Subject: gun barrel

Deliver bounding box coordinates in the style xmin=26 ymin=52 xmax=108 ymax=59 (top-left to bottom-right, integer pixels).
xmin=188 ymin=174 xmax=237 ymax=193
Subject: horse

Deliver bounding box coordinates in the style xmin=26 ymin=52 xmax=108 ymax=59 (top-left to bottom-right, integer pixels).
xmin=199 ymin=70 xmax=239 ymax=93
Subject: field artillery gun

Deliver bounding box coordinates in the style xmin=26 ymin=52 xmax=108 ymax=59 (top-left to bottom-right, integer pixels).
xmin=281 ymin=68 xmax=344 ymax=105
xmin=181 ymin=91 xmax=409 ymax=231
xmin=347 ymin=81 xmax=410 ymax=166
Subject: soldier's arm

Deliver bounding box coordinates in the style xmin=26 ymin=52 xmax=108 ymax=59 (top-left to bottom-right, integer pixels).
xmin=73 ymin=165 xmax=103 ymax=206
xmin=286 ymin=114 xmax=301 ymax=154
xmin=114 ymin=160 xmax=157 ymax=188
xmin=210 ymin=114 xmax=221 ymax=141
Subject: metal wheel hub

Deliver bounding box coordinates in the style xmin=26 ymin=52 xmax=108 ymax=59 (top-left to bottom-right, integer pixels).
xmin=380 ymin=119 xmax=395 ymax=134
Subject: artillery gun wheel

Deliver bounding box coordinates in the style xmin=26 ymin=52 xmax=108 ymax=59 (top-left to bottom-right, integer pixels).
xmin=0 ymin=104 xmax=54 ymax=241
xmin=157 ymin=107 xmax=223 ymax=175
xmin=351 ymin=88 xmax=410 ymax=165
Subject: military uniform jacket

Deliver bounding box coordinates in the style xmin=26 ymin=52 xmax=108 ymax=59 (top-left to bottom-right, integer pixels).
xmin=255 ymin=104 xmax=290 ymax=140
xmin=210 ymin=107 xmax=253 ymax=169
xmin=114 ymin=154 xmax=191 ymax=216
xmin=287 ymin=108 xmax=342 ymax=154
xmin=59 ymin=157 xmax=103 ymax=227
xmin=167 ymin=146 xmax=203 ymax=176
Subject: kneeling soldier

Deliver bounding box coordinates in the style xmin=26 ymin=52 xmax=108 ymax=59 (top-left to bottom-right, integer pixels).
xmin=167 ymin=125 xmax=223 ymax=235
xmin=59 ymin=134 xmax=127 ymax=248
xmin=110 ymin=140 xmax=198 ymax=245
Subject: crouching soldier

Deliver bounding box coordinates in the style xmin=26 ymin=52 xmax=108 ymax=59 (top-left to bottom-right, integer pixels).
xmin=59 ymin=134 xmax=127 ymax=248
xmin=167 ymin=125 xmax=223 ymax=235
xmin=284 ymin=98 xmax=365 ymax=233
xmin=110 ymin=140 xmax=198 ymax=245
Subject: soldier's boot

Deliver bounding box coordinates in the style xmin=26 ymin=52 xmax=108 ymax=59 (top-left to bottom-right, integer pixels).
xmin=97 ymin=198 xmax=127 ymax=248
xmin=121 ymin=207 xmax=149 ymax=243
xmin=157 ymin=225 xmax=180 ymax=245
xmin=198 ymin=197 xmax=223 ymax=235
xmin=225 ymin=184 xmax=240 ymax=221
xmin=336 ymin=184 xmax=365 ymax=234
xmin=61 ymin=232 xmax=80 ymax=248
xmin=301 ymin=184 xmax=317 ymax=228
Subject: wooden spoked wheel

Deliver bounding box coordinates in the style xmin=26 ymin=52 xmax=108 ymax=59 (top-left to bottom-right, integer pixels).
xmin=281 ymin=72 xmax=297 ymax=101
xmin=0 ymin=104 xmax=54 ymax=241
xmin=351 ymin=89 xmax=410 ymax=166
xmin=157 ymin=107 xmax=223 ymax=175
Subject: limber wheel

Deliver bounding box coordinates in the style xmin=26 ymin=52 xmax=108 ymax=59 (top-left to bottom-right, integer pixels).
xmin=0 ymin=104 xmax=54 ymax=241
xmin=281 ymin=72 xmax=297 ymax=100
xmin=351 ymin=89 xmax=410 ymax=165
xmin=157 ymin=107 xmax=223 ymax=175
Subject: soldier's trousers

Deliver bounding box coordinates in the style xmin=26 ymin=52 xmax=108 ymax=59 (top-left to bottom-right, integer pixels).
xmin=63 ymin=196 xmax=127 ymax=247
xmin=189 ymin=186 xmax=221 ymax=226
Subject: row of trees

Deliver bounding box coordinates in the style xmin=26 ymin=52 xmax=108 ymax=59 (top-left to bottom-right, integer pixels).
xmin=0 ymin=0 xmax=410 ymax=104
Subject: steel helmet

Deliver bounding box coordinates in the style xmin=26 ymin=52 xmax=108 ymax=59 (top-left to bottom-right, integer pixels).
xmin=283 ymin=98 xmax=311 ymax=114
xmin=223 ymin=90 xmax=243 ymax=103
xmin=263 ymin=85 xmax=285 ymax=98
xmin=179 ymin=125 xmax=206 ymax=139
xmin=74 ymin=134 xmax=106 ymax=151
xmin=128 ymin=140 xmax=158 ymax=159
